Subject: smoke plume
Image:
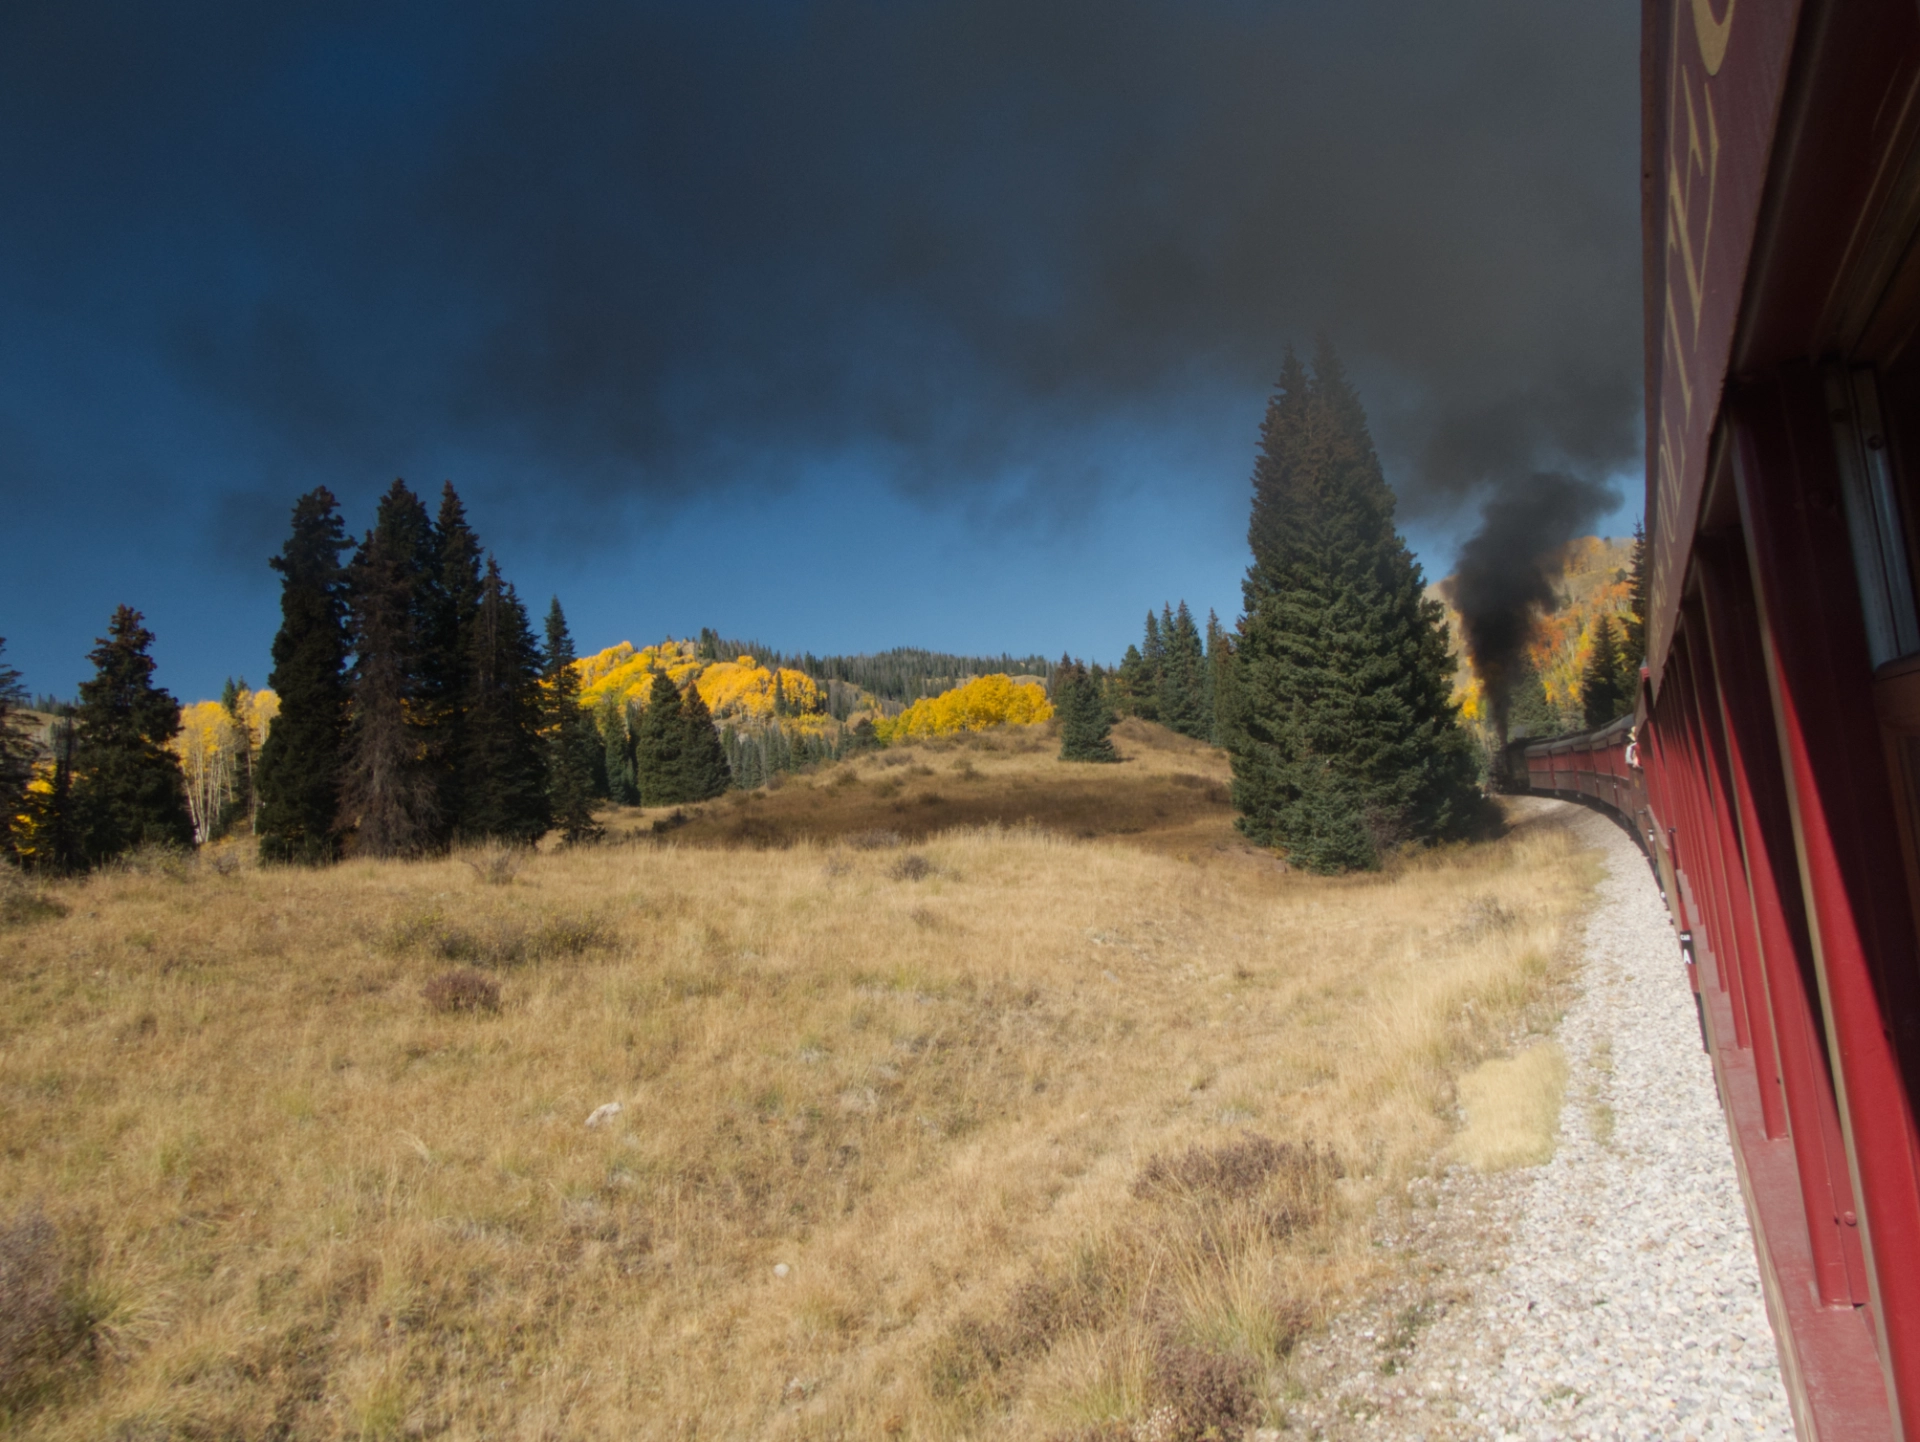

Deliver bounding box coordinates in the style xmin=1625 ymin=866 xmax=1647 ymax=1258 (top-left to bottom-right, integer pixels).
xmin=1445 ymin=471 xmax=1620 ymax=740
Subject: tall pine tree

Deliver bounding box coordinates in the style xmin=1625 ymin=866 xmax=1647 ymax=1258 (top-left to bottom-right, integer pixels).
xmin=256 ymin=488 xmax=351 ymax=863
xmin=1621 ymin=517 xmax=1649 ymax=677
xmin=672 ymin=682 xmax=732 ymax=801
xmin=632 ymin=672 xmax=687 ymax=806
xmin=458 ymin=560 xmax=549 ymax=842
xmin=1113 ymin=644 xmax=1152 ymax=718
xmin=1157 ymin=601 xmax=1208 ymax=739
xmin=1055 ymin=655 xmax=1119 ymax=762
xmin=597 ymin=696 xmax=640 ymax=804
xmin=1581 ymin=616 xmax=1626 ymax=729
xmin=543 ymin=597 xmax=602 ymax=844
xmin=1228 ymin=341 xmax=1483 ymax=871
xmin=1202 ymin=610 xmax=1229 ymax=744
xmin=338 ymin=480 xmax=439 ymax=857
xmin=71 ymin=606 xmax=195 ymax=863
xmin=424 ymin=483 xmax=485 ymax=844
xmin=0 ymin=638 xmax=34 ymax=846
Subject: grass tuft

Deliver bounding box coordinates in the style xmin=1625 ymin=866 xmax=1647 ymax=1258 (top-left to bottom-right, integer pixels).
xmin=1455 ymin=1040 xmax=1570 ymax=1170
xmin=420 ymin=968 xmax=502 ymax=1015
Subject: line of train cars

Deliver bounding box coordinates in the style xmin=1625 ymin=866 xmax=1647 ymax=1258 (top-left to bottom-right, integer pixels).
xmin=1511 ymin=4 xmax=1920 ymax=1435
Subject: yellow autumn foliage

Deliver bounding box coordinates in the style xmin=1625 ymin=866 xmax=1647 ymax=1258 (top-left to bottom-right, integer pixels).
xmin=872 ymin=673 xmax=1052 ymax=743
xmin=171 ymin=688 xmax=279 ymax=844
xmin=573 ymin=641 xmax=824 ymax=724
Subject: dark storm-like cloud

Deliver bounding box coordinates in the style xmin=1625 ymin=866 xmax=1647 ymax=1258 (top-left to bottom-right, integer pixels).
xmin=0 ymin=1 xmax=1640 ymax=536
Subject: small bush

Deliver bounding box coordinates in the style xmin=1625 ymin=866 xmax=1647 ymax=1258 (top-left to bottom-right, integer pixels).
xmin=422 ymin=969 xmax=502 ymax=1015
xmin=0 ymin=874 xmax=67 ymax=927
xmin=461 ymin=844 xmax=527 ymax=887
xmin=847 ymin=829 xmax=903 ymax=851
xmin=1150 ymin=1341 xmax=1259 ymax=1442
xmin=890 ymin=854 xmax=933 ymax=882
xmin=0 ymin=1208 xmax=90 ymax=1411
xmin=1133 ymin=1134 xmax=1340 ymax=1242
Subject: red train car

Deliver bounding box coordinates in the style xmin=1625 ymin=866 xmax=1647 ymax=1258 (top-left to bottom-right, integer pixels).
xmin=1521 ymin=3 xmax=1920 ymax=1434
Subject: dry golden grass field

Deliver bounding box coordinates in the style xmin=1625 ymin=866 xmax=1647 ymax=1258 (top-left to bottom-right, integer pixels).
xmin=0 ymin=723 xmax=1596 ymax=1441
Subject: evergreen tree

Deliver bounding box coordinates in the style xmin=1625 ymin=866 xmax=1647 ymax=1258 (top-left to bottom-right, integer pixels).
xmin=458 ymin=560 xmax=550 ymax=841
xmin=22 ymin=712 xmax=82 ymax=874
xmin=0 ymin=638 xmax=34 ymax=844
xmin=543 ymin=598 xmax=602 ymax=844
xmin=1157 ymin=601 xmax=1208 ymax=739
xmin=1113 ymin=644 xmax=1152 ymax=718
xmin=70 ymin=606 xmax=195 ymax=863
xmin=596 ymin=696 xmax=639 ymax=804
xmin=632 ymin=672 xmax=687 ymax=806
xmin=1202 ymin=611 xmax=1228 ymax=744
xmin=1055 ymin=655 xmax=1119 ymax=762
xmin=1229 ymin=342 xmax=1483 ymax=871
xmin=1209 ymin=618 xmax=1240 ymax=749
xmin=423 ymin=483 xmax=485 ymax=843
xmin=338 ymin=480 xmax=439 ymax=857
xmin=1581 ymin=616 xmax=1626 ymax=729
xmin=1505 ymin=657 xmax=1558 ymax=738
xmin=1136 ymin=612 xmax=1165 ymax=722
xmin=673 ymin=681 xmax=732 ymax=801
xmin=256 ymin=489 xmax=352 ymax=863
xmin=1622 ymin=517 xmax=1649 ymax=677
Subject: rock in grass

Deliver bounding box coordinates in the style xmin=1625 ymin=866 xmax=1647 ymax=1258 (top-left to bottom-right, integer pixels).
xmin=584 ymin=1102 xmax=622 ymax=1129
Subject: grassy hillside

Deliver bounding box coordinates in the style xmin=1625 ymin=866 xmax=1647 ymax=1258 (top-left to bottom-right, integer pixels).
xmin=0 ymin=728 xmax=1594 ymax=1440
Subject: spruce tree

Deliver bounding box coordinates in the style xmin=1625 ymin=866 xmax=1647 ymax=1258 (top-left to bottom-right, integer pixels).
xmin=1505 ymin=657 xmax=1558 ymax=738
xmin=543 ymin=598 xmax=602 ymax=844
xmin=0 ymin=638 xmax=34 ymax=843
xmin=597 ymin=696 xmax=639 ymax=804
xmin=674 ymin=681 xmax=732 ymax=801
xmin=256 ymin=488 xmax=351 ymax=863
xmin=633 ymin=672 xmax=687 ymax=805
xmin=1055 ymin=655 xmax=1119 ymax=762
xmin=1581 ymin=617 xmax=1626 ymax=729
xmin=1622 ymin=517 xmax=1648 ymax=675
xmin=338 ymin=480 xmax=439 ymax=857
xmin=1136 ymin=612 xmax=1164 ymax=722
xmin=1157 ymin=601 xmax=1208 ymax=739
xmin=1230 ymin=341 xmax=1482 ymax=871
xmin=459 ymin=560 xmax=550 ymax=841
xmin=70 ymin=606 xmax=195 ymax=863
xmin=1113 ymin=645 xmax=1151 ymax=718
xmin=1202 ymin=611 xmax=1227 ymax=744
xmin=424 ymin=483 xmax=485 ymax=843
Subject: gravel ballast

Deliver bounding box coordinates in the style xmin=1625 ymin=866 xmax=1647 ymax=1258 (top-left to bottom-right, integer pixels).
xmin=1282 ymin=800 xmax=1796 ymax=1439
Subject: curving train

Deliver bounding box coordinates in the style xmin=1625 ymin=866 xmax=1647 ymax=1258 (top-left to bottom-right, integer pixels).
xmin=1511 ymin=5 xmax=1920 ymax=1435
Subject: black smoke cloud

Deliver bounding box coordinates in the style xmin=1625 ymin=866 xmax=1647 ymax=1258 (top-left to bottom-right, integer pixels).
xmin=0 ymin=1 xmax=1640 ymax=545
xmin=1445 ymin=471 xmax=1621 ymax=739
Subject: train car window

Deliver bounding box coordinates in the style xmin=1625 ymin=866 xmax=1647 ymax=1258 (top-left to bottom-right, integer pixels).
xmin=1825 ymin=366 xmax=1920 ymax=666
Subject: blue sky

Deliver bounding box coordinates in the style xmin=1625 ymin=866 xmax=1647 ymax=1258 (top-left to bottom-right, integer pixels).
xmin=0 ymin=1 xmax=1644 ymax=703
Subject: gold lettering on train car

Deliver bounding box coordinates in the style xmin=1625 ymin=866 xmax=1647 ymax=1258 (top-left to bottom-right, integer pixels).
xmin=1667 ymin=68 xmax=1720 ymax=343
xmin=1691 ymin=0 xmax=1734 ymax=78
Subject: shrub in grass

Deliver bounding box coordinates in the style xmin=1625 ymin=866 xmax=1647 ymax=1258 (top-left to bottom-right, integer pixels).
xmin=422 ymin=968 xmax=501 ymax=1014
xmin=0 ymin=1208 xmax=93 ymax=1412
